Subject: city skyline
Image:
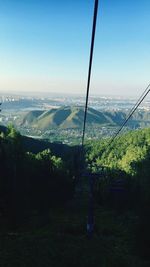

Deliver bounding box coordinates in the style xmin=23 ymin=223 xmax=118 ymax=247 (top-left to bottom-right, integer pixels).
xmin=0 ymin=0 xmax=150 ymax=96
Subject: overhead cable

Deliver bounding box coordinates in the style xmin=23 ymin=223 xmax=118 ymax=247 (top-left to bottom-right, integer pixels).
xmin=82 ymin=0 xmax=99 ymax=147
xmin=108 ymin=83 xmax=150 ymax=146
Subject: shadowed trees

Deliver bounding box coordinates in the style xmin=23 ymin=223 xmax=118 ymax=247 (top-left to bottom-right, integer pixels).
xmin=0 ymin=126 xmax=74 ymax=227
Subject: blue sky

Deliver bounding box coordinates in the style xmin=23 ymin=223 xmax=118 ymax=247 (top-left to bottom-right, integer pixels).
xmin=0 ymin=0 xmax=150 ymax=96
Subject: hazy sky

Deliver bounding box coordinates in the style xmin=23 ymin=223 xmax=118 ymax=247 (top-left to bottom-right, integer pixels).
xmin=0 ymin=0 xmax=150 ymax=96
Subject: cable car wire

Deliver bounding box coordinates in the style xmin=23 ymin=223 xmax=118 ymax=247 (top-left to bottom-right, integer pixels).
xmin=82 ymin=0 xmax=99 ymax=148
xmin=108 ymin=83 xmax=150 ymax=147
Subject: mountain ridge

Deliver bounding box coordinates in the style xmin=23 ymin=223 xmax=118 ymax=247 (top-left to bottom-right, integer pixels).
xmin=17 ymin=106 xmax=150 ymax=130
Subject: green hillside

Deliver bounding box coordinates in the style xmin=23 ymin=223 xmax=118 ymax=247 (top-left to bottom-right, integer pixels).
xmin=19 ymin=106 xmax=116 ymax=130
xmin=1 ymin=125 xmax=150 ymax=266
xmin=86 ymin=127 xmax=150 ymax=174
xmin=18 ymin=106 xmax=150 ymax=130
xmin=21 ymin=110 xmax=44 ymax=125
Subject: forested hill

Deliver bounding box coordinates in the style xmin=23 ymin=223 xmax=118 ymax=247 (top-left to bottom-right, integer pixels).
xmin=22 ymin=123 xmax=150 ymax=175
xmin=86 ymin=127 xmax=150 ymax=177
xmin=1 ymin=124 xmax=150 ymax=175
xmin=1 ymin=125 xmax=150 ymax=265
xmin=0 ymin=125 xmax=76 ymax=226
xmin=18 ymin=106 xmax=150 ymax=130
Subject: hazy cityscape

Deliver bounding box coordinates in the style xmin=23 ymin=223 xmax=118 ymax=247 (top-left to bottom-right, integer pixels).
xmin=1 ymin=92 xmax=150 ymax=111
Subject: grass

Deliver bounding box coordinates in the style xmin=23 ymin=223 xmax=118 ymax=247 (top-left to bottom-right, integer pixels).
xmin=0 ymin=198 xmax=150 ymax=267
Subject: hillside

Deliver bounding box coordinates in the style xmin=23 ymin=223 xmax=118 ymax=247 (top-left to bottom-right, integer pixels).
xmin=18 ymin=106 xmax=150 ymax=130
xmin=20 ymin=106 xmax=102 ymax=129
xmin=1 ymin=125 xmax=150 ymax=266
xmin=86 ymin=127 xmax=150 ymax=177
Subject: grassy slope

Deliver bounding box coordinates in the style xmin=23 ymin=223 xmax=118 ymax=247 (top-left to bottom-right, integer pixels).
xmin=0 ymin=199 xmax=149 ymax=267
xmin=20 ymin=106 xmax=117 ymax=130
xmin=19 ymin=106 xmax=150 ymax=131
xmin=21 ymin=110 xmax=44 ymax=125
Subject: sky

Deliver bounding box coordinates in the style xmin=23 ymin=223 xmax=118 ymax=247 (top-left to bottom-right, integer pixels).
xmin=0 ymin=0 xmax=150 ymax=96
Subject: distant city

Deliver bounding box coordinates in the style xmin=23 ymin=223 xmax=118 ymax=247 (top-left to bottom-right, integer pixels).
xmin=0 ymin=92 xmax=150 ymax=111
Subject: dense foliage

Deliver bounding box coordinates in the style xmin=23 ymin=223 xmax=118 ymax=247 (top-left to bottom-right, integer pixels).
xmin=0 ymin=125 xmax=74 ymax=226
xmin=86 ymin=128 xmax=150 ymax=174
xmin=86 ymin=128 xmax=150 ymax=205
xmin=85 ymin=128 xmax=150 ymax=258
xmin=1 ymin=125 xmax=150 ymax=265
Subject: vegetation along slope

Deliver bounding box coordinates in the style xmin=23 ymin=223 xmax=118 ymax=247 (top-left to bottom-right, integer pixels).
xmin=18 ymin=106 xmax=150 ymax=130
xmin=0 ymin=125 xmax=150 ymax=266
